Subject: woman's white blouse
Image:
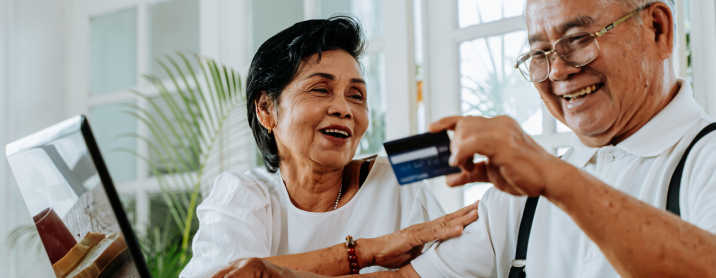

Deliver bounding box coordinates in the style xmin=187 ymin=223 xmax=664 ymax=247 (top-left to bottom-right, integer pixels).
xmin=180 ymin=156 xmax=446 ymax=278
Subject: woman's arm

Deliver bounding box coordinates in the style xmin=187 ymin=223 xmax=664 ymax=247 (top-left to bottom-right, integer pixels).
xmin=235 ymin=202 xmax=478 ymax=276
xmin=209 ymin=258 xmax=421 ymax=278
xmin=263 ymin=243 xmax=359 ymax=276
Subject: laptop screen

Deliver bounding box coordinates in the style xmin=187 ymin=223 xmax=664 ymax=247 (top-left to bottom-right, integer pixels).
xmin=6 ymin=115 xmax=149 ymax=278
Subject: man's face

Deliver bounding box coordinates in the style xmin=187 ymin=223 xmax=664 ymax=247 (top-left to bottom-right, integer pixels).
xmin=526 ymin=0 xmax=666 ymax=147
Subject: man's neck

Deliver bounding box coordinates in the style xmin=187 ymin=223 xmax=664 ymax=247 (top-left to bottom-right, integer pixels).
xmin=608 ymin=80 xmax=681 ymax=146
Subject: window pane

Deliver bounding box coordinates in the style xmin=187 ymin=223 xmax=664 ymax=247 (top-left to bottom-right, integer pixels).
xmin=357 ymin=53 xmax=386 ymax=155
xmin=684 ymin=0 xmax=693 ymax=84
xmin=149 ymin=0 xmax=200 ymax=80
xmin=457 ymin=0 xmax=524 ymax=28
xmin=89 ymin=102 xmax=137 ymax=183
xmin=556 ymin=119 xmax=572 ymax=133
xmin=251 ymin=0 xmax=304 ymax=56
xmin=148 ymin=94 xmax=200 ymax=176
xmin=120 ymin=194 xmax=136 ymax=226
xmin=460 ymin=30 xmax=543 ymax=135
xmin=91 ymin=8 xmax=137 ymax=95
xmin=146 ymin=191 xmax=197 ymax=239
xmin=318 ymin=0 xmax=383 ymax=40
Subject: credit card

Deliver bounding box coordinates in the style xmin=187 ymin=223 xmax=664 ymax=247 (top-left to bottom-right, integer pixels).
xmin=383 ymin=131 xmax=461 ymax=185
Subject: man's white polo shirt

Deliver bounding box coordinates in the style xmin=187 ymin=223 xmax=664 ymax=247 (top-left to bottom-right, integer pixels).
xmin=411 ymin=78 xmax=716 ymax=278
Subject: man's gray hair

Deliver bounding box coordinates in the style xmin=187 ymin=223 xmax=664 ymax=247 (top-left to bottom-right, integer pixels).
xmin=524 ymin=0 xmax=679 ymax=46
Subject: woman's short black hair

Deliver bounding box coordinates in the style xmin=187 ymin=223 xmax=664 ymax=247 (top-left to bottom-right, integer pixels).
xmin=246 ymin=16 xmax=366 ymax=173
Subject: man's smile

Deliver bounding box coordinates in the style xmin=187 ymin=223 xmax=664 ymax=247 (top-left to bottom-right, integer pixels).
xmin=560 ymin=83 xmax=603 ymax=101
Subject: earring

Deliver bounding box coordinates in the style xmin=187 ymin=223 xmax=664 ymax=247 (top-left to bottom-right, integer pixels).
xmin=268 ymin=125 xmax=273 ymax=134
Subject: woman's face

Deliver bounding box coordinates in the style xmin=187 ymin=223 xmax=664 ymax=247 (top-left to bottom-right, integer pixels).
xmin=270 ymin=49 xmax=369 ymax=170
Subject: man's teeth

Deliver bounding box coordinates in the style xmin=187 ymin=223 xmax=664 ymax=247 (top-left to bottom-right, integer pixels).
xmin=324 ymin=129 xmax=349 ymax=137
xmin=563 ymin=85 xmax=598 ymax=100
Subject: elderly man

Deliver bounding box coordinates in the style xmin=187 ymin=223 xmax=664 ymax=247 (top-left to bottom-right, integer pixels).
xmin=211 ymin=0 xmax=716 ymax=277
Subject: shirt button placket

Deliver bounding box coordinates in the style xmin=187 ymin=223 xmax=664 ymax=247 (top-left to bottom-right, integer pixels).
xmin=604 ymin=153 xmax=615 ymax=162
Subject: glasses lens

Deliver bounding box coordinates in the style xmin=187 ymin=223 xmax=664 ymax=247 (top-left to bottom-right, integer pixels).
xmin=555 ymin=32 xmax=599 ymax=67
xmin=517 ymin=50 xmax=549 ymax=82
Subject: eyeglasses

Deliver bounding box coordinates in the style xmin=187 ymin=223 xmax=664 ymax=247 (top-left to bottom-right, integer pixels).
xmin=514 ymin=3 xmax=652 ymax=83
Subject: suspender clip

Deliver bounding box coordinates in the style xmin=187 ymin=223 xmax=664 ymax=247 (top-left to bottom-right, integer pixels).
xmin=511 ymin=260 xmax=526 ymax=268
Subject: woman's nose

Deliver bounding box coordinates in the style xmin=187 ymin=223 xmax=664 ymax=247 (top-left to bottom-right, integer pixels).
xmin=327 ymin=95 xmax=352 ymax=119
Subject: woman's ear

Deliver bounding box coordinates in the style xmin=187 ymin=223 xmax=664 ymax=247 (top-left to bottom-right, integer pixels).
xmin=255 ymin=91 xmax=275 ymax=132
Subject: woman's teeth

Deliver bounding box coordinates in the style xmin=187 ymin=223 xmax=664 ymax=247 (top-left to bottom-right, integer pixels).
xmin=562 ymin=85 xmax=598 ymax=101
xmin=323 ymin=129 xmax=349 ymax=137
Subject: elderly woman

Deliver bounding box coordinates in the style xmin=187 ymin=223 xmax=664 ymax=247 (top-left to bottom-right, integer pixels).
xmin=180 ymin=16 xmax=478 ymax=278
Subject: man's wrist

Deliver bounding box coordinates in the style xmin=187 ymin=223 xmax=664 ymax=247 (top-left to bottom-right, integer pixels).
xmin=541 ymin=157 xmax=577 ymax=200
xmin=541 ymin=157 xmax=592 ymax=208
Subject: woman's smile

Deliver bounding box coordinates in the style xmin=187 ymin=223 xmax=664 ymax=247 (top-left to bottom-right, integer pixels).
xmin=318 ymin=124 xmax=353 ymax=145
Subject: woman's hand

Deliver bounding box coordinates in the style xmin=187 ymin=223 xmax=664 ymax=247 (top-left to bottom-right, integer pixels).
xmin=429 ymin=115 xmax=560 ymax=196
xmin=210 ymin=258 xmax=320 ymax=278
xmin=359 ymin=200 xmax=479 ymax=269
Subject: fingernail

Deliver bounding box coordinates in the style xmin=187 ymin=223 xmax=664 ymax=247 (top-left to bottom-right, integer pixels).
xmin=454 ymin=226 xmax=462 ymax=232
xmin=449 ymin=154 xmax=456 ymax=165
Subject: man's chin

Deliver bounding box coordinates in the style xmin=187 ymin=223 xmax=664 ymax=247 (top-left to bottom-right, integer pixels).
xmin=569 ymin=125 xmax=617 ymax=148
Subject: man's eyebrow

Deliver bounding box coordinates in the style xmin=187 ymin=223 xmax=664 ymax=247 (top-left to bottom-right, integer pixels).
xmin=528 ymin=15 xmax=596 ymax=45
xmin=305 ymin=73 xmax=365 ymax=84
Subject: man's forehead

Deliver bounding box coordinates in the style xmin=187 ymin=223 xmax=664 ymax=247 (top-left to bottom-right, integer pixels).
xmin=525 ymin=0 xmax=612 ymax=44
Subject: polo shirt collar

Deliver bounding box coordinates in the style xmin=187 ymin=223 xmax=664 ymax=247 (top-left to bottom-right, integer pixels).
xmin=567 ymin=78 xmax=704 ymax=168
xmin=617 ymin=78 xmax=704 ymax=156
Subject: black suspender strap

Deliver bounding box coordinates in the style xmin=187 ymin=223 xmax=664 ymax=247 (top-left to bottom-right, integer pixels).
xmin=508 ymin=122 xmax=716 ymax=277
xmin=508 ymin=196 xmax=539 ymax=278
xmin=666 ymin=122 xmax=716 ymax=216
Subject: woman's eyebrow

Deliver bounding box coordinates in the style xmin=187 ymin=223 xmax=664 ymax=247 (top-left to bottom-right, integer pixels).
xmin=305 ymin=72 xmax=335 ymax=80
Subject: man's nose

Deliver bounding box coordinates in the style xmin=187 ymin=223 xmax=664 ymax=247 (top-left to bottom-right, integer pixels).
xmin=549 ymin=55 xmax=582 ymax=81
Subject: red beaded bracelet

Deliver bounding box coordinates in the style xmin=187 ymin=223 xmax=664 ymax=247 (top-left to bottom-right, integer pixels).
xmin=346 ymin=235 xmax=359 ymax=274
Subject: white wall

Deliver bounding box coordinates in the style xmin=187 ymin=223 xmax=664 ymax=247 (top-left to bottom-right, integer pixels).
xmin=1 ymin=0 xmax=11 ymax=276
xmin=1 ymin=0 xmax=66 ymax=277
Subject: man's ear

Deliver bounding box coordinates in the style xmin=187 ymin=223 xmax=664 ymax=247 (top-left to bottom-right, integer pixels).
xmin=646 ymin=1 xmax=674 ymax=61
xmin=255 ymin=91 xmax=275 ymax=132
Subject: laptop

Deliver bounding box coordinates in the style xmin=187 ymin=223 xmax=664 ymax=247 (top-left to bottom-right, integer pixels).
xmin=6 ymin=115 xmax=151 ymax=278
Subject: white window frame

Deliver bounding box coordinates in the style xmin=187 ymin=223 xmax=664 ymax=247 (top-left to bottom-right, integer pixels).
xmin=687 ymin=0 xmax=716 ymax=117
xmin=65 ymin=0 xmax=418 ymax=232
xmin=421 ymin=0 xmax=573 ymax=212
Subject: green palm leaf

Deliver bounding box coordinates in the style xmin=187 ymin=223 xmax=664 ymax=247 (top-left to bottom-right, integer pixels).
xmin=123 ymin=52 xmax=252 ymax=270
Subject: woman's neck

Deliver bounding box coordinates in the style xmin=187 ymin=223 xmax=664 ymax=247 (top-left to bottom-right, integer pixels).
xmin=279 ymin=158 xmax=346 ymax=212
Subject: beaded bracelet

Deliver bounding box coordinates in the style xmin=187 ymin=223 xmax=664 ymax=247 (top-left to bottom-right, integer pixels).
xmin=345 ymin=235 xmax=359 ymax=274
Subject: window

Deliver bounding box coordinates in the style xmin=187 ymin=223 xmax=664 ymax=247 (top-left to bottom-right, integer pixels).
xmin=148 ymin=0 xmax=200 ymax=79
xmin=421 ymin=0 xmax=574 ymax=211
xmin=90 ymin=102 xmax=138 ymax=183
xmin=458 ymin=0 xmax=524 ymax=28
xmin=457 ymin=2 xmax=573 ymax=205
xmin=72 ymin=0 xmax=203 ymax=235
xmin=460 ymin=30 xmax=543 ymax=136
xmin=71 ymin=0 xmax=403 ymax=230
xmin=90 ymin=8 xmax=137 ymax=95
xmin=250 ymin=0 xmax=304 ymax=56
